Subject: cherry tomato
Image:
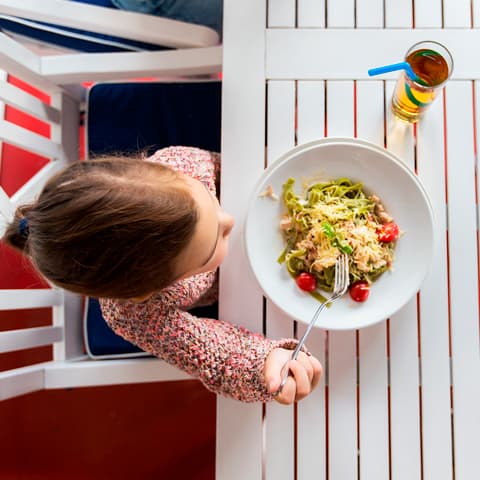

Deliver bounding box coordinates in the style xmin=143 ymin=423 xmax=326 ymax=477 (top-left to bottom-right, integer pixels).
xmin=377 ymin=222 xmax=400 ymax=243
xmin=349 ymin=280 xmax=370 ymax=302
xmin=295 ymin=272 xmax=317 ymax=292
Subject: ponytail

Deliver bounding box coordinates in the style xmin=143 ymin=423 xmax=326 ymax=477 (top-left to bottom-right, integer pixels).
xmin=3 ymin=205 xmax=33 ymax=254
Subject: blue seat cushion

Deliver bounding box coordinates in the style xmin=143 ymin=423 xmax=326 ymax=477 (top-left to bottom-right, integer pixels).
xmin=85 ymin=297 xmax=219 ymax=357
xmin=85 ymin=80 xmax=221 ymax=357
xmin=87 ymin=81 xmax=222 ymax=155
xmin=0 ymin=0 xmax=165 ymax=53
xmin=85 ymin=297 xmax=148 ymax=357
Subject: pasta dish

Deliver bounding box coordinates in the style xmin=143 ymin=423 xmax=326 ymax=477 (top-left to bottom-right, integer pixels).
xmin=278 ymin=178 xmax=399 ymax=302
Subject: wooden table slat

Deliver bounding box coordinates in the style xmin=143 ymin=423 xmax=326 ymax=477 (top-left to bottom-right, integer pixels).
xmin=326 ymin=81 xmax=358 ymax=480
xmin=385 ymin=81 xmax=422 ymax=480
xmin=297 ymin=80 xmax=326 ymax=145
xmin=416 ymin=90 xmax=454 ymax=480
xmin=327 ymin=0 xmax=355 ymax=28
xmin=443 ymin=0 xmax=472 ymax=27
xmin=217 ymin=1 xmax=267 ymax=479
xmin=296 ymin=326 xmax=327 ymax=480
xmin=414 ymin=0 xmax=443 ymax=27
xmin=266 ymin=29 xmax=480 ymax=81
xmin=384 ymin=0 xmax=413 ymax=27
xmin=356 ymin=80 xmax=390 ymax=480
xmin=474 ymin=0 xmax=480 ymax=27
xmin=356 ymin=0 xmax=384 ymax=27
xmin=268 ymin=0 xmax=295 ymax=27
xmin=297 ymin=0 xmax=325 ymax=28
xmin=444 ymin=81 xmax=480 ymax=480
xmin=295 ymin=79 xmax=327 ymax=480
xmin=265 ymin=80 xmax=296 ymax=480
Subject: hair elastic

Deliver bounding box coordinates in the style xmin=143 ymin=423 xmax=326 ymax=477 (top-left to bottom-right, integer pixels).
xmin=18 ymin=217 xmax=29 ymax=238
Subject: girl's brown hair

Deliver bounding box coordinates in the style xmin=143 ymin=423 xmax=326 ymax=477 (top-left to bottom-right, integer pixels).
xmin=3 ymin=156 xmax=198 ymax=299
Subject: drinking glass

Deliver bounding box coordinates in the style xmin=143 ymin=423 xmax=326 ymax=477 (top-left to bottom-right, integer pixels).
xmin=391 ymin=41 xmax=453 ymax=123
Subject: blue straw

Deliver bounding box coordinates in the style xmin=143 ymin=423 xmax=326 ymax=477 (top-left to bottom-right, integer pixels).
xmin=368 ymin=61 xmax=424 ymax=84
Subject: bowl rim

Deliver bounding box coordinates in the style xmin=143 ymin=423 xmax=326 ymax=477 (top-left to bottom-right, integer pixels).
xmin=243 ymin=136 xmax=436 ymax=330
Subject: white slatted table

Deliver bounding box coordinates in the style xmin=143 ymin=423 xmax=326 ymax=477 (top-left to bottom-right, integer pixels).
xmin=218 ymin=1 xmax=480 ymax=479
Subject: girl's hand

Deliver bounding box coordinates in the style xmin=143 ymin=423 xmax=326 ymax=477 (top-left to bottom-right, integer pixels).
xmin=264 ymin=347 xmax=323 ymax=405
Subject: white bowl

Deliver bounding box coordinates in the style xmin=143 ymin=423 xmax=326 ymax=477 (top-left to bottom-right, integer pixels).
xmin=244 ymin=137 xmax=434 ymax=330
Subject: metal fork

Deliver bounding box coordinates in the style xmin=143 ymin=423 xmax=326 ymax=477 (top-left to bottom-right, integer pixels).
xmin=274 ymin=254 xmax=350 ymax=396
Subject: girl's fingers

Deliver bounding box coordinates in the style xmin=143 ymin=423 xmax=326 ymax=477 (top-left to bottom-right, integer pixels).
xmin=287 ymin=359 xmax=311 ymax=401
xmin=295 ymin=352 xmax=315 ymax=383
xmin=275 ymin=375 xmax=296 ymax=405
xmin=309 ymin=355 xmax=323 ymax=390
xmin=295 ymin=353 xmax=323 ymax=391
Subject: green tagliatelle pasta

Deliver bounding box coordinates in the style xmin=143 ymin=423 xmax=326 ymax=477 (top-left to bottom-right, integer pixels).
xmin=278 ymin=178 xmax=397 ymax=295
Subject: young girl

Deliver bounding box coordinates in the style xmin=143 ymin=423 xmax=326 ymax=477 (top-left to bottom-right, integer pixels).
xmin=3 ymin=146 xmax=322 ymax=404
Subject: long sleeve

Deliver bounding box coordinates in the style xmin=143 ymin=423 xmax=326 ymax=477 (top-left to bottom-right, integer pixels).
xmin=101 ymin=286 xmax=296 ymax=402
